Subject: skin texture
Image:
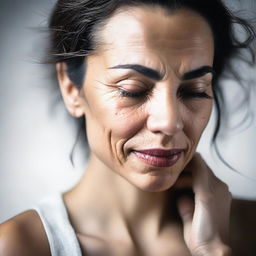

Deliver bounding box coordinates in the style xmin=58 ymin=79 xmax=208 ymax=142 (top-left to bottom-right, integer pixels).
xmin=59 ymin=7 xmax=229 ymax=255
xmin=1 ymin=5 xmax=255 ymax=256
xmin=69 ymin=6 xmax=214 ymax=193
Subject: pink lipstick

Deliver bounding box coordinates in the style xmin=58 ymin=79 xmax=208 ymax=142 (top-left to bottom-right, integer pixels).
xmin=132 ymin=148 xmax=183 ymax=168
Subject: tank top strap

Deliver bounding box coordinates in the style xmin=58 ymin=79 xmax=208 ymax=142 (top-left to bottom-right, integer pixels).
xmin=33 ymin=194 xmax=82 ymax=256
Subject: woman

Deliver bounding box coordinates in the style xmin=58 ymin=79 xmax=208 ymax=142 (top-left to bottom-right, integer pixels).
xmin=0 ymin=0 xmax=255 ymax=255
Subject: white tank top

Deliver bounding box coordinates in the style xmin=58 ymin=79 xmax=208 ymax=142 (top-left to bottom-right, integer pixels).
xmin=33 ymin=194 xmax=82 ymax=256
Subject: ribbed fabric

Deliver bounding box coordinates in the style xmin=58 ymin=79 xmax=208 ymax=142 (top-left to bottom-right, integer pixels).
xmin=33 ymin=194 xmax=82 ymax=256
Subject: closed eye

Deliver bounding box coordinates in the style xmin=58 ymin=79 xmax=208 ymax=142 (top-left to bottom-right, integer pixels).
xmin=119 ymin=88 xmax=213 ymax=99
xmin=178 ymin=89 xmax=213 ymax=99
xmin=119 ymin=88 xmax=147 ymax=98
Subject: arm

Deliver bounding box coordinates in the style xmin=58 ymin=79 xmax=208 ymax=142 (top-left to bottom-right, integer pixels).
xmin=0 ymin=211 xmax=50 ymax=256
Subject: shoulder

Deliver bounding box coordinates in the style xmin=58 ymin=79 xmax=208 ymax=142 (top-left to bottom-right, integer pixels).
xmin=230 ymin=198 xmax=256 ymax=255
xmin=0 ymin=210 xmax=50 ymax=256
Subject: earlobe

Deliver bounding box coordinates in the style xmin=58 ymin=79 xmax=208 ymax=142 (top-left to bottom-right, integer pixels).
xmin=56 ymin=62 xmax=85 ymax=118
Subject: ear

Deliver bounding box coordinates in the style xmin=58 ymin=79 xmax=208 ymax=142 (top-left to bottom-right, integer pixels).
xmin=56 ymin=62 xmax=85 ymax=118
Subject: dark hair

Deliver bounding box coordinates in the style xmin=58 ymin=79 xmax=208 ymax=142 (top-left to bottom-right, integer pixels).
xmin=47 ymin=0 xmax=255 ymax=169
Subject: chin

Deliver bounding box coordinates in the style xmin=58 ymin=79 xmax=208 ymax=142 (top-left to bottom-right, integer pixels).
xmin=129 ymin=172 xmax=178 ymax=192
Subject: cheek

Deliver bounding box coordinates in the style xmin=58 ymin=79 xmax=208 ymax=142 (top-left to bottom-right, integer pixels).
xmin=85 ymin=94 xmax=147 ymax=145
xmin=111 ymin=104 xmax=147 ymax=139
xmin=85 ymin=98 xmax=148 ymax=169
xmin=183 ymin=100 xmax=213 ymax=142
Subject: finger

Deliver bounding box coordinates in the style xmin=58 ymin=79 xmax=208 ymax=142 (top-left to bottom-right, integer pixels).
xmin=177 ymin=196 xmax=194 ymax=244
xmin=187 ymin=153 xmax=231 ymax=242
xmin=188 ymin=153 xmax=214 ymax=198
xmin=190 ymin=154 xmax=229 ymax=203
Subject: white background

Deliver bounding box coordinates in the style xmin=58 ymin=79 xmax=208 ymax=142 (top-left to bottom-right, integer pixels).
xmin=0 ymin=0 xmax=255 ymax=223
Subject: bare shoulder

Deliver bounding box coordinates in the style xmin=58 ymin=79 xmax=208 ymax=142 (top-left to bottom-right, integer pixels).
xmin=230 ymin=198 xmax=256 ymax=255
xmin=0 ymin=210 xmax=50 ymax=256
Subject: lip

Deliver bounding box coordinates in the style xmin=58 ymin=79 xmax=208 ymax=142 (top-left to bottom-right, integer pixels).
xmin=131 ymin=148 xmax=184 ymax=168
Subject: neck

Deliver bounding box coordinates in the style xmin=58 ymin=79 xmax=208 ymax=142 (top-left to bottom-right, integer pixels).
xmin=64 ymin=154 xmax=176 ymax=239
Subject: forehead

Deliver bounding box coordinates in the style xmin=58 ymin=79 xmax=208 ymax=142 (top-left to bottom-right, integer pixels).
xmin=97 ymin=6 xmax=214 ymax=74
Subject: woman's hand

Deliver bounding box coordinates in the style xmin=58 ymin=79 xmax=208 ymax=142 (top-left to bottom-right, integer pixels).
xmin=176 ymin=153 xmax=232 ymax=256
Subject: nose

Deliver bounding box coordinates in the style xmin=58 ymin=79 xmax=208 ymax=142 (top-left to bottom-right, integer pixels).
xmin=146 ymin=90 xmax=184 ymax=136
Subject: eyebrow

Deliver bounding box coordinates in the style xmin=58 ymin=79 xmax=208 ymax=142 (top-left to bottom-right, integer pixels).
xmin=109 ymin=64 xmax=163 ymax=81
xmin=109 ymin=64 xmax=214 ymax=81
xmin=182 ymin=66 xmax=214 ymax=80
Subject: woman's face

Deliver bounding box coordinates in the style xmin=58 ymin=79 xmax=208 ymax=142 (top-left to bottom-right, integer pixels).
xmin=73 ymin=6 xmax=214 ymax=192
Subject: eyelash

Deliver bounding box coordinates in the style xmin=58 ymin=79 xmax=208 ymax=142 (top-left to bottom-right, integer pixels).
xmin=119 ymin=89 xmax=146 ymax=98
xmin=119 ymin=88 xmax=212 ymax=99
xmin=179 ymin=91 xmax=213 ymax=99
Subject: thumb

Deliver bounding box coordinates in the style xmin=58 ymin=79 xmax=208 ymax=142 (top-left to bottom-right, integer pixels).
xmin=177 ymin=196 xmax=194 ymax=244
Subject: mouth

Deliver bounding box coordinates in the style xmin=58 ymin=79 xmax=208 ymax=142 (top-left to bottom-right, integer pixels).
xmin=131 ymin=148 xmax=184 ymax=168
